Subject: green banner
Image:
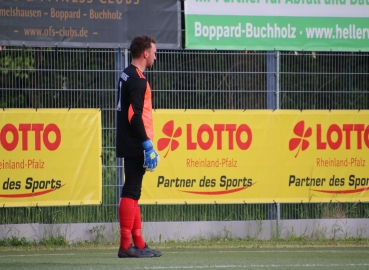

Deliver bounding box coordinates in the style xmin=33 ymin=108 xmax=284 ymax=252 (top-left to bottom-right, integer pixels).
xmin=185 ymin=1 xmax=369 ymax=51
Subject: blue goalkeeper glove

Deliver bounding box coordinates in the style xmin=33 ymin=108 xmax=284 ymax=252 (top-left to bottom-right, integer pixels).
xmin=142 ymin=139 xmax=159 ymax=172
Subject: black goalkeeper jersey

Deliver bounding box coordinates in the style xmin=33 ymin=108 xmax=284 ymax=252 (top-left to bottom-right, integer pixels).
xmin=116 ymin=64 xmax=154 ymax=158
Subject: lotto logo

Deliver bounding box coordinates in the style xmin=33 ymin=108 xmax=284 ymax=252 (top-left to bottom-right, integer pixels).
xmin=157 ymin=120 xmax=252 ymax=158
xmin=289 ymin=121 xmax=369 ymax=157
xmin=0 ymin=123 xmax=61 ymax=151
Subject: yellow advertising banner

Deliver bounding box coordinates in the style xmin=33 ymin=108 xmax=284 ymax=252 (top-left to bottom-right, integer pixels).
xmin=0 ymin=109 xmax=102 ymax=207
xmin=141 ymin=110 xmax=369 ymax=204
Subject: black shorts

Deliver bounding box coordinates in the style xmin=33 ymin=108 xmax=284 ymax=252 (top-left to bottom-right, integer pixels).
xmin=121 ymin=154 xmax=146 ymax=200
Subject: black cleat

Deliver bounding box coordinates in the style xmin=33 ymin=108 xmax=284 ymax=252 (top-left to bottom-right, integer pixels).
xmin=140 ymin=244 xmax=163 ymax=257
xmin=118 ymin=245 xmax=154 ymax=258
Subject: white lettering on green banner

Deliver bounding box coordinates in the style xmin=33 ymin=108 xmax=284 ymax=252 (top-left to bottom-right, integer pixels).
xmin=184 ymin=0 xmax=369 ymax=51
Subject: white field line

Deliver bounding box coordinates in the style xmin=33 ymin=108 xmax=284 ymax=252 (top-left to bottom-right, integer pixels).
xmin=137 ymin=264 xmax=369 ymax=269
xmin=1 ymin=249 xmax=369 ymax=258
xmin=1 ymin=250 xmax=369 ymax=269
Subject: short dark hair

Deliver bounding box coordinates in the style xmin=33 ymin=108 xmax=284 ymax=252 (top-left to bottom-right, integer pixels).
xmin=129 ymin=35 xmax=157 ymax=59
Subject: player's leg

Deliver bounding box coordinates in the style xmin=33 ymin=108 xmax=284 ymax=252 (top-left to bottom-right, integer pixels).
xmin=118 ymin=155 xmax=152 ymax=258
xmin=118 ymin=197 xmax=135 ymax=250
xmin=131 ymin=202 xmax=145 ymax=249
xmin=125 ymin=154 xmax=162 ymax=257
xmin=132 ymin=204 xmax=163 ymax=257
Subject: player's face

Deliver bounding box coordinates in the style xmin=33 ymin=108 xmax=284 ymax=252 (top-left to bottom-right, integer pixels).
xmin=145 ymin=43 xmax=156 ymax=68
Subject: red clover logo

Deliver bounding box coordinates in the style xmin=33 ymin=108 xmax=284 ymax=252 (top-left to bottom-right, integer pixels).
xmin=157 ymin=120 xmax=182 ymax=158
xmin=289 ymin=121 xmax=312 ymax=158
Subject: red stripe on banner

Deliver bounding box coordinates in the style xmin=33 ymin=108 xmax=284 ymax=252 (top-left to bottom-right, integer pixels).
xmin=312 ymin=186 xmax=369 ymax=194
xmin=0 ymin=184 xmax=66 ymax=198
xmin=180 ymin=183 xmax=256 ymax=195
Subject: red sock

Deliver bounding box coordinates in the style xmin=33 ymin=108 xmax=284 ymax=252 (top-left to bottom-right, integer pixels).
xmin=132 ymin=206 xmax=146 ymax=249
xmin=119 ymin=197 xmax=136 ymax=250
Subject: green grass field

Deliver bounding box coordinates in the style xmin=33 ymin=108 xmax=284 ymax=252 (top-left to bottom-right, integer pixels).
xmin=1 ymin=246 xmax=369 ymax=270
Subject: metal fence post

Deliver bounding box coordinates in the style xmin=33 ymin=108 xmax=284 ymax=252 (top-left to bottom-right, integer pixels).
xmin=276 ymin=202 xmax=281 ymax=238
xmin=267 ymin=51 xmax=277 ymax=222
xmin=267 ymin=51 xmax=281 ymax=238
xmin=275 ymin=51 xmax=280 ymax=110
xmin=115 ymin=48 xmax=125 ymax=219
xmin=267 ymin=51 xmax=277 ymax=110
xmin=275 ymin=51 xmax=280 ymax=238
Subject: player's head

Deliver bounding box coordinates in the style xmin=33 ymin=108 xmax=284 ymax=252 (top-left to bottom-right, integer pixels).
xmin=130 ymin=35 xmax=157 ymax=68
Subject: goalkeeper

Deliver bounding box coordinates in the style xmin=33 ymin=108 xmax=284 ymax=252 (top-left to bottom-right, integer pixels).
xmin=116 ymin=35 xmax=161 ymax=258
